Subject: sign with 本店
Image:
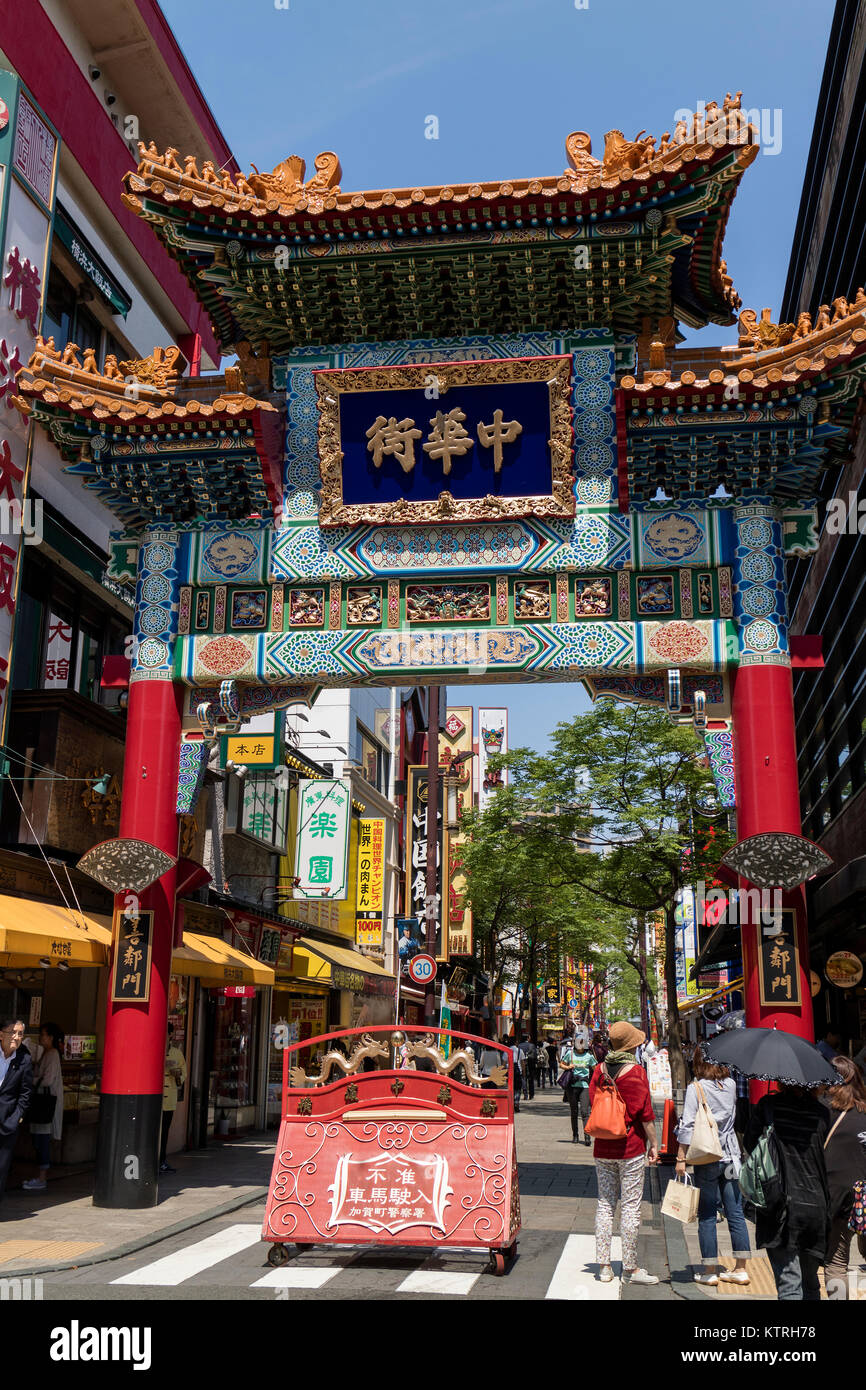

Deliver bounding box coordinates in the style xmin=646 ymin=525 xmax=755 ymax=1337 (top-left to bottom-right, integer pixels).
xmin=294 ymin=778 xmax=351 ymax=899
xmin=221 ymin=732 xmax=279 ymax=768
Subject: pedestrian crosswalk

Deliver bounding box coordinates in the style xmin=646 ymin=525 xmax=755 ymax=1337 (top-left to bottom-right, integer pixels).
xmin=106 ymin=1222 xmax=625 ymax=1299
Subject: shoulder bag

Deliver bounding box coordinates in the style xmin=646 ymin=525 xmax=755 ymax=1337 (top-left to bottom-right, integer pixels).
xmin=28 ymin=1087 xmax=57 ymax=1126
xmin=685 ymin=1081 xmax=725 ymax=1165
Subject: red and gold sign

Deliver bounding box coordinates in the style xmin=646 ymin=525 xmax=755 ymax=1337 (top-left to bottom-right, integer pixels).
xmin=356 ymin=817 xmax=385 ymax=949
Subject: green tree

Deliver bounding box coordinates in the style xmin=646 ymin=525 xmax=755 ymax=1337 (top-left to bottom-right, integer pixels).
xmin=493 ymin=700 xmax=732 ymax=1090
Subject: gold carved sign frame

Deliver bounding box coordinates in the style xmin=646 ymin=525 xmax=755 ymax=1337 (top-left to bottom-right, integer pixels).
xmin=314 ymin=355 xmax=574 ymax=528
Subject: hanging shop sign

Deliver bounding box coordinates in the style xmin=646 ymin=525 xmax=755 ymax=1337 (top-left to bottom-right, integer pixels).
xmin=825 ymin=951 xmax=864 ymax=989
xmin=810 ymin=970 xmax=822 ymax=997
xmin=355 ymin=817 xmax=385 ymax=949
xmin=52 ymin=204 xmax=131 ymax=317
xmin=478 ymin=707 xmax=507 ymax=811
xmin=222 ymin=985 xmax=256 ymax=998
xmin=221 ymin=732 xmax=280 ymax=769
xmin=757 ymin=910 xmax=802 ymax=1009
xmin=405 ymin=766 xmax=446 ymax=959
xmin=110 ymin=909 xmax=154 ymax=1004
xmin=258 ymin=924 xmax=283 ymax=965
xmin=294 ymin=778 xmax=351 ymax=899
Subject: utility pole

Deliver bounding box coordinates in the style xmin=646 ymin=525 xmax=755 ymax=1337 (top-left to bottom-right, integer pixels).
xmin=424 ymin=684 xmax=440 ymax=1026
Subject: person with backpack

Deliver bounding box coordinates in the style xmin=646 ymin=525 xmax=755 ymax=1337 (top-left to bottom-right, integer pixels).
xmin=821 ymin=1056 xmax=866 ymax=1300
xmin=588 ymin=1020 xmax=660 ymax=1285
xmin=743 ymin=1082 xmax=832 ymax=1301
xmin=675 ymin=1049 xmax=751 ymax=1286
xmin=518 ymin=1035 xmax=536 ymax=1101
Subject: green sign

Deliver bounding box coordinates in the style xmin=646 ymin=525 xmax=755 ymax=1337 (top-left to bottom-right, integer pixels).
xmin=53 ymin=204 xmax=132 ymax=318
xmin=294 ymin=779 xmax=351 ymax=900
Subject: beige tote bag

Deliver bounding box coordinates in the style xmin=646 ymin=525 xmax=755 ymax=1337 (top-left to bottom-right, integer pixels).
xmin=684 ymin=1081 xmax=725 ymax=1165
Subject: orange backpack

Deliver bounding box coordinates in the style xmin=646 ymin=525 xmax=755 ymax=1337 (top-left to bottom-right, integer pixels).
xmin=585 ymin=1064 xmax=631 ymax=1140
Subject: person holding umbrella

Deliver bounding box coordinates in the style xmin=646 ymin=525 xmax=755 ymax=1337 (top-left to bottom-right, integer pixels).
xmin=705 ymin=1026 xmax=838 ymax=1302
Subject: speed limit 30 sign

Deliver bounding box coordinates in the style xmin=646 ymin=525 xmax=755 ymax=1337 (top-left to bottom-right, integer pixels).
xmin=407 ymin=953 xmax=437 ymax=985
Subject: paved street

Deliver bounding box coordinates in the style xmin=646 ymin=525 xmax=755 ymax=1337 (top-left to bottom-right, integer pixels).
xmin=29 ymin=1088 xmax=670 ymax=1302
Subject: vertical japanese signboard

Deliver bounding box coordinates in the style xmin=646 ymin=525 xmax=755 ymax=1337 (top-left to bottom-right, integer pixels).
xmin=293 ymin=779 xmax=351 ymax=899
xmin=110 ymin=910 xmax=155 ymax=1003
xmin=406 ymin=765 xmax=446 ymax=960
xmin=0 ymin=79 xmax=58 ymax=741
xmin=758 ymin=908 xmax=802 ymax=1008
xmin=443 ymin=706 xmax=473 ymax=958
xmin=477 ymin=707 xmax=507 ymax=811
xmin=356 ymin=816 xmax=385 ymax=948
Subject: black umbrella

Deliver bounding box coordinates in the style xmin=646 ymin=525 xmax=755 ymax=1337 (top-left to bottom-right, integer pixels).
xmin=702 ymin=1026 xmax=842 ymax=1088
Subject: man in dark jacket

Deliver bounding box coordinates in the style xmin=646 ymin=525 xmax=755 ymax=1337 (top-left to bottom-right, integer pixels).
xmin=0 ymin=1018 xmax=33 ymax=1200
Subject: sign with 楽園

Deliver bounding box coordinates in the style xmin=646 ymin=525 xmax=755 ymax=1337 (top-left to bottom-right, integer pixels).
xmin=314 ymin=355 xmax=573 ymax=528
xmin=294 ymin=778 xmax=351 ymax=899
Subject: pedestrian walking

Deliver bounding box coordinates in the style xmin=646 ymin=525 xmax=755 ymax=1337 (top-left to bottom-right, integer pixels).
xmin=518 ymin=1035 xmax=536 ymax=1100
xmin=505 ymin=1035 xmax=522 ymax=1113
xmin=545 ymin=1037 xmax=558 ymax=1087
xmin=675 ymin=1049 xmax=751 ymax=1286
xmin=160 ymin=1024 xmax=187 ymax=1174
xmin=21 ymin=1022 xmax=65 ymax=1193
xmin=0 ymin=1017 xmax=33 ymax=1201
xmin=815 ymin=1028 xmax=843 ymax=1064
xmin=744 ymin=1084 xmax=832 ymax=1301
xmin=591 ymin=1029 xmax=609 ymax=1064
xmin=821 ymin=1055 xmax=866 ymax=1300
xmin=561 ymin=1036 xmax=595 ymax=1144
xmin=589 ymin=1020 xmax=660 ymax=1286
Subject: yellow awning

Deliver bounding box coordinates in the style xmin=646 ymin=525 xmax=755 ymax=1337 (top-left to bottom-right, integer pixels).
xmin=0 ymin=894 xmax=112 ymax=968
xmin=171 ymin=931 xmax=275 ymax=987
xmin=295 ymin=936 xmax=394 ymax=982
xmin=678 ymin=976 xmax=744 ymax=1014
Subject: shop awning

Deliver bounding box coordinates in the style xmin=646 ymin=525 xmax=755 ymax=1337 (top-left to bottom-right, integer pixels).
xmin=0 ymin=895 xmax=112 ymax=968
xmin=171 ymin=932 xmax=275 ymax=986
xmin=294 ymin=936 xmax=394 ymax=982
xmin=678 ymin=976 xmax=744 ymax=1014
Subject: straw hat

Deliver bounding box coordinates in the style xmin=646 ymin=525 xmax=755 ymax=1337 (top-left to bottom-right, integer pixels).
xmin=607 ymin=1020 xmax=646 ymax=1051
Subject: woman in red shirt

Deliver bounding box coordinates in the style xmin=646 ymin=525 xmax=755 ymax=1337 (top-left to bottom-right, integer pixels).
xmin=589 ymin=1020 xmax=660 ymax=1286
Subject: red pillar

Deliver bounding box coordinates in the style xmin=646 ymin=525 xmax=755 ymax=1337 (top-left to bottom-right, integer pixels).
xmin=94 ymin=678 xmax=183 ymax=1207
xmin=731 ymin=664 xmax=814 ymax=1047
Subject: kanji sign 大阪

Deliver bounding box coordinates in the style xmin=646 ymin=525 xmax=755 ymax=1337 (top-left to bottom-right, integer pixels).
xmin=294 ymin=779 xmax=351 ymax=900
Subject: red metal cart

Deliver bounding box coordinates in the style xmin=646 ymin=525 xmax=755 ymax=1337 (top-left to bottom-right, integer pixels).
xmin=262 ymin=1025 xmax=520 ymax=1274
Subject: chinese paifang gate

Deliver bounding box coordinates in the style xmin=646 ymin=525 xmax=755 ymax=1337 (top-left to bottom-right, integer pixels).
xmin=15 ymin=100 xmax=866 ymax=1205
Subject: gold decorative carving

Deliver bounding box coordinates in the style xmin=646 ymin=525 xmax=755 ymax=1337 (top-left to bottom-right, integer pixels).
xmin=289 ymin=1033 xmax=389 ymax=1087
xmin=315 ymin=356 xmax=573 ymax=528
xmin=120 ymin=346 xmax=185 ymax=391
xmin=480 ymin=1097 xmax=497 ymax=1117
xmin=737 ymin=308 xmax=796 ymax=350
xmin=437 ymin=1085 xmax=452 ymax=1105
xmin=514 ymin=580 xmax=550 ymax=620
xmin=345 ymin=1082 xmax=358 ymax=1103
xmin=346 ymin=585 xmax=382 ymax=625
xmin=406 ymin=583 xmax=490 ymax=624
xmin=405 ymin=1035 xmax=507 ymax=1088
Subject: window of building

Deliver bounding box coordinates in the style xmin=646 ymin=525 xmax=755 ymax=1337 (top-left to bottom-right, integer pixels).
xmin=357 ymin=723 xmax=390 ymax=795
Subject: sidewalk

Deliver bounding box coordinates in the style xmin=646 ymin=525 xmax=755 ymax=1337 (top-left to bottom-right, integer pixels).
xmin=0 ymin=1133 xmax=273 ymax=1277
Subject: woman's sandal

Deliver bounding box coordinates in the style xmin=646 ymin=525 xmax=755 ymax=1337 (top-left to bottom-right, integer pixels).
xmin=719 ymin=1269 xmax=750 ymax=1285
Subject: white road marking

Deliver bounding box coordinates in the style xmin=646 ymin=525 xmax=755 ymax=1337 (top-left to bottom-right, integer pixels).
xmin=111 ymin=1223 xmax=262 ymax=1286
xmin=396 ymin=1269 xmax=481 ymax=1295
xmin=545 ymin=1233 xmax=622 ymax=1300
xmin=251 ymin=1266 xmax=342 ymax=1290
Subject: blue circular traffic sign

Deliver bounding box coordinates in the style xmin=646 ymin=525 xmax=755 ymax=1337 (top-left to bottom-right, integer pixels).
xmin=408 ymin=953 xmax=437 ymax=985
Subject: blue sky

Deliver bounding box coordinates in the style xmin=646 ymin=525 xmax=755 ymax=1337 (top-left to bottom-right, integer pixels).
xmin=161 ymin=0 xmax=835 ymax=751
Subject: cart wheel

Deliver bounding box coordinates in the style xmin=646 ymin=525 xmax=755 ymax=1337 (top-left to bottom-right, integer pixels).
xmin=267 ymin=1243 xmax=290 ymax=1267
xmin=489 ymin=1250 xmax=506 ymax=1276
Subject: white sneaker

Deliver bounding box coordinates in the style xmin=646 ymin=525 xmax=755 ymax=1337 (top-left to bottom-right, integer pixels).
xmin=624 ymin=1267 xmax=659 ymax=1285
xmin=22 ymin=1178 xmax=46 ymax=1191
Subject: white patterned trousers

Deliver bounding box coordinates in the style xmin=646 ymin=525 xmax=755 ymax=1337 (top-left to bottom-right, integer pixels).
xmin=595 ymin=1155 xmax=646 ymax=1270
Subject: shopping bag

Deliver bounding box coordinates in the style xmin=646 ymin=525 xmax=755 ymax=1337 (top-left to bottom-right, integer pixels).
xmin=685 ymin=1081 xmax=724 ymax=1165
xmin=661 ymin=1174 xmax=699 ymax=1224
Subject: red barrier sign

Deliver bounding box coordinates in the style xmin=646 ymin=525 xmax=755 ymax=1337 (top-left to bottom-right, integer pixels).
xmin=408 ymin=953 xmax=437 ymax=985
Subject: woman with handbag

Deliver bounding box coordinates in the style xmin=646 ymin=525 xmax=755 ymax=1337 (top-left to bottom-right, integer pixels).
xmin=821 ymin=1055 xmax=866 ymax=1300
xmin=588 ymin=1020 xmax=660 ymax=1286
xmin=22 ymin=1022 xmax=65 ymax=1193
xmin=561 ymin=1037 xmax=595 ymax=1144
xmin=675 ymin=1049 xmax=751 ymax=1286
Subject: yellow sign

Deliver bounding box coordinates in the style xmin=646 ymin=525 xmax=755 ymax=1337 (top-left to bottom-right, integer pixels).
xmin=356 ymin=918 xmax=383 ymax=948
xmin=222 ymin=734 xmax=277 ymax=767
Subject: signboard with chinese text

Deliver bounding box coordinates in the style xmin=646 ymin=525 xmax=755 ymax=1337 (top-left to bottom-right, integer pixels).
xmin=52 ymin=205 xmax=131 ymax=317
xmin=294 ymin=778 xmax=351 ymax=899
xmin=355 ymin=817 xmax=385 ymax=949
xmin=12 ymin=94 xmax=57 ymax=210
xmin=237 ymin=772 xmax=289 ymax=850
xmin=314 ymin=355 xmax=573 ymax=529
xmin=405 ymin=766 xmax=446 ymax=960
xmin=221 ymin=732 xmax=279 ymax=769
xmin=757 ymin=909 xmax=802 ymax=1008
xmin=110 ymin=910 xmax=154 ymax=1003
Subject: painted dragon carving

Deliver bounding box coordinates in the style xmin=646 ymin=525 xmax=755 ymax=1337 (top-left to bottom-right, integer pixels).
xmin=405 ymin=1035 xmax=508 ymax=1089
xmin=290 ymin=1033 xmax=389 ymax=1088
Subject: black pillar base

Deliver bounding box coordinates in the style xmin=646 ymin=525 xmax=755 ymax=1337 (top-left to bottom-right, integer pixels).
xmin=93 ymin=1093 xmax=162 ymax=1208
